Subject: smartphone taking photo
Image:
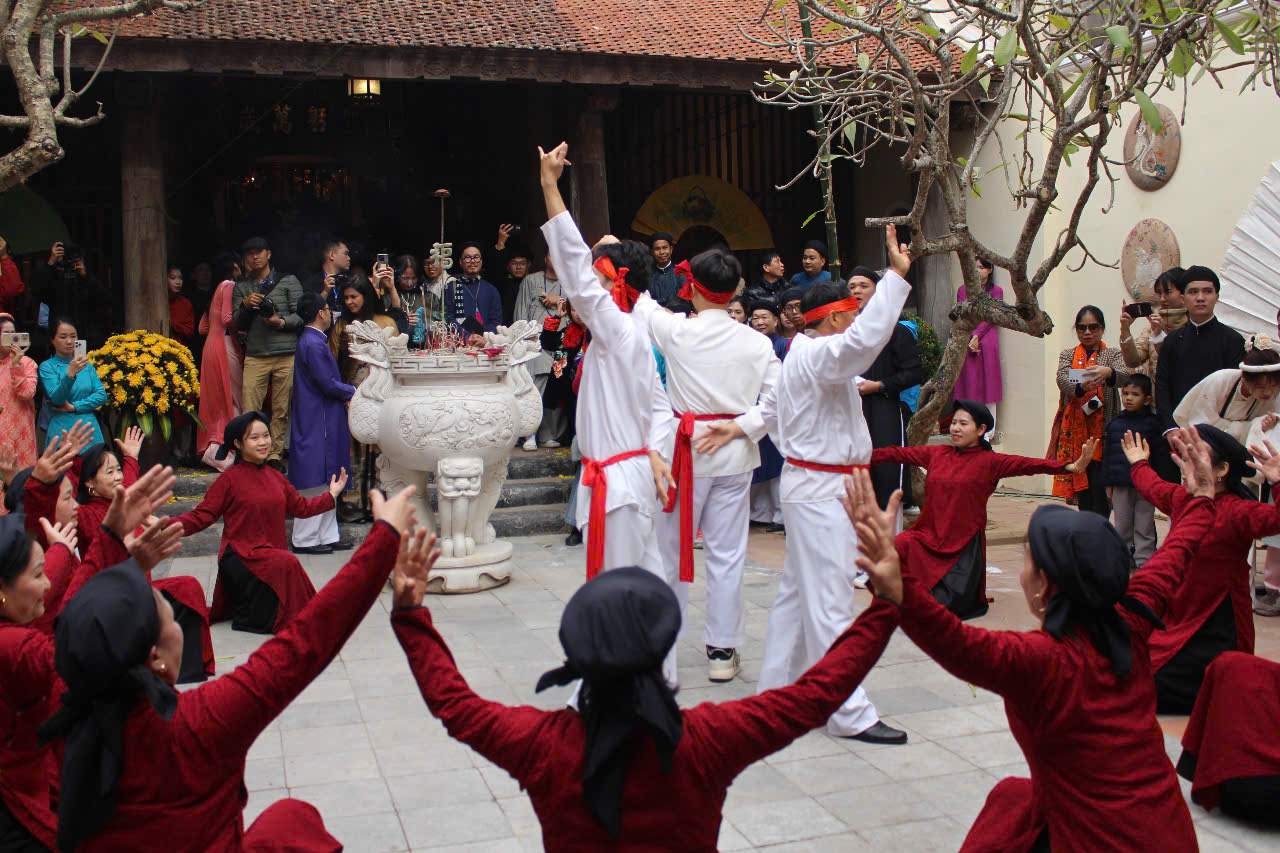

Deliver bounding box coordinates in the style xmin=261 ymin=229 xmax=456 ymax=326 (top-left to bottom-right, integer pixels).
xmin=1125 ymin=302 xmax=1155 ymax=318
xmin=74 ymin=339 xmax=87 ymax=359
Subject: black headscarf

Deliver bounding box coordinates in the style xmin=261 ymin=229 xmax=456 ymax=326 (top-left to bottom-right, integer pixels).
xmin=215 ymin=410 xmax=269 ymax=461
xmin=39 ymin=561 xmax=178 ymax=852
xmin=4 ymin=466 xmax=31 ymax=514
xmin=1194 ymin=423 xmax=1254 ymax=500
xmin=951 ymin=399 xmax=995 ymax=451
xmin=1027 ymin=505 xmax=1163 ymax=677
xmin=0 ymin=514 xmax=32 ymax=585
xmin=803 ymin=240 xmax=829 ymax=260
xmin=535 ymin=567 xmax=683 ymax=838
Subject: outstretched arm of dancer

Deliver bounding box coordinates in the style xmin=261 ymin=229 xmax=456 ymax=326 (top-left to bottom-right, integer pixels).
xmin=1126 ymin=431 xmax=1185 ymax=515
xmin=991 ymin=437 xmax=1096 ymax=479
xmin=869 ymin=444 xmax=939 ymax=468
xmin=391 ymin=527 xmax=553 ymax=788
xmin=1126 ymin=429 xmax=1216 ymax=628
xmin=173 ymin=488 xmax=416 ymax=768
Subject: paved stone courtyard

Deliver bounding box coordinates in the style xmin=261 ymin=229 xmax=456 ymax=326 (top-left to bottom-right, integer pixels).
xmin=161 ymin=497 xmax=1280 ymax=852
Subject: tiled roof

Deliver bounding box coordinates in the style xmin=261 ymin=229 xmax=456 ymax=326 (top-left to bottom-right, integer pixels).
xmin=105 ymin=1 xmax=942 ymax=70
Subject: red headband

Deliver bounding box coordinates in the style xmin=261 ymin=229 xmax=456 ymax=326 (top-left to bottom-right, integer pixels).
xmin=594 ymin=256 xmax=640 ymax=313
xmin=802 ymin=296 xmax=861 ymax=325
xmin=675 ymin=260 xmax=735 ymax=306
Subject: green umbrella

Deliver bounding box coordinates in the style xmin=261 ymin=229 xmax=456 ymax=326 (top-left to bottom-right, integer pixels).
xmin=0 ymin=184 xmax=69 ymax=255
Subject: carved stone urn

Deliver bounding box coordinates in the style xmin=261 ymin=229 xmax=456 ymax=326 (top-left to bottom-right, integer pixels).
xmin=346 ymin=320 xmax=543 ymax=593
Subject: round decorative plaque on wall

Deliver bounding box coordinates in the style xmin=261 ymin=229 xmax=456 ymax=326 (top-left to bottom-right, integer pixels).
xmin=1123 ymin=103 xmax=1180 ymax=191
xmin=1121 ymin=219 xmax=1181 ymax=302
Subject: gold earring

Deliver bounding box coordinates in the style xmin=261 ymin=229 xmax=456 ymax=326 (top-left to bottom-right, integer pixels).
xmin=158 ymin=662 xmax=167 ymax=672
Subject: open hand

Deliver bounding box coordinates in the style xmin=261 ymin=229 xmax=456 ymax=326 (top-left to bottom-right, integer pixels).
xmin=1172 ymin=428 xmax=1215 ymax=499
xmin=39 ymin=518 xmax=78 ymax=554
xmin=125 ymin=517 xmax=184 ymax=573
xmin=370 ymin=486 xmax=418 ymax=535
xmin=103 ymin=464 xmax=176 ymax=540
xmin=885 ymin=224 xmax=911 ymax=278
xmin=649 ymin=450 xmax=674 ymax=504
xmin=840 ymin=470 xmax=904 ymax=604
xmin=115 ymin=425 xmax=145 ymax=460
xmin=1120 ymin=431 xmax=1149 ymax=466
xmin=496 ymin=224 xmax=514 ymax=250
xmin=67 ymin=355 xmax=90 ymax=377
xmin=1118 ymin=305 xmax=1133 ymax=335
xmin=329 ymin=467 xmax=349 ymax=499
xmin=1248 ymin=438 xmax=1280 ymax=485
xmin=1148 ymin=313 xmax=1164 ymax=336
xmin=538 ymin=142 xmax=572 ymax=185
xmin=33 ymin=424 xmax=93 ymax=484
xmin=391 ymin=528 xmax=440 ymax=609
xmin=693 ymin=421 xmax=745 ymax=455
xmin=1066 ymin=436 xmax=1099 ymax=472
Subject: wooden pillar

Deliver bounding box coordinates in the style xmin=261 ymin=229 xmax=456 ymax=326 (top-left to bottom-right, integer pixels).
xmin=570 ymin=91 xmax=617 ymax=243
xmin=120 ymin=103 xmax=169 ymax=334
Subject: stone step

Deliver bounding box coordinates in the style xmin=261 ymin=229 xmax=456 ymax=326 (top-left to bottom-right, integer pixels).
xmin=158 ymin=498 xmax=572 ymax=557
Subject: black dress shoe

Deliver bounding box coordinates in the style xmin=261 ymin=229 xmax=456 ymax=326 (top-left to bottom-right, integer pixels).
xmin=565 ymin=529 xmax=583 ymax=546
xmin=764 ymin=523 xmax=786 ymax=534
xmin=337 ymin=503 xmax=369 ymax=524
xmin=292 ymin=544 xmax=333 ymax=555
xmin=846 ymin=721 xmax=908 ymax=745
xmin=331 ymin=539 xmax=356 ymax=552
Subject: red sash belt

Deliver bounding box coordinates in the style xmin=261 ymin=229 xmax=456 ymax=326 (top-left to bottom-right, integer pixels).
xmin=581 ymin=448 xmax=650 ymax=580
xmin=785 ymin=457 xmax=869 ymax=475
xmin=664 ymin=411 xmax=742 ymax=583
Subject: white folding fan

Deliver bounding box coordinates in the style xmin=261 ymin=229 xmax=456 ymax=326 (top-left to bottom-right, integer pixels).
xmin=1218 ymin=160 xmax=1280 ymax=336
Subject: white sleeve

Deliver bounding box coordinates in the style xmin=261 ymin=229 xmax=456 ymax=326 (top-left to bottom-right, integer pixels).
xmin=541 ymin=211 xmax=633 ymax=353
xmin=633 ymin=293 xmax=678 ymax=351
xmin=802 ymin=270 xmax=911 ymax=383
xmin=737 ymin=377 xmax=778 ymax=443
xmin=648 ymin=364 xmax=676 ymax=455
xmin=1172 ymin=369 xmax=1233 ymax=432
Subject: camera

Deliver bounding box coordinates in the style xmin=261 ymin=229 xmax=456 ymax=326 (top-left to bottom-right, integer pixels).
xmin=258 ymin=297 xmax=277 ymax=317
xmin=1083 ymin=397 xmax=1103 ymax=416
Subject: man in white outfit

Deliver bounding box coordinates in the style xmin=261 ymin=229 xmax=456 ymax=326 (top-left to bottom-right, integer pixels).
xmin=538 ymin=142 xmax=678 ymax=684
xmin=632 ymin=248 xmax=780 ymax=682
xmin=699 ymin=227 xmax=912 ymax=743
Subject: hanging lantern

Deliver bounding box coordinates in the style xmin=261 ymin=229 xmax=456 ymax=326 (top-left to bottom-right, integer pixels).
xmin=347 ymin=78 xmax=382 ymax=100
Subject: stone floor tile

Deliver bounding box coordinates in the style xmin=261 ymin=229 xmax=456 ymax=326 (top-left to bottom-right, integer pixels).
xmin=243 ymin=787 xmax=286 ymax=826
xmin=322 ymin=812 xmax=408 ymax=853
xmin=889 ymin=706 xmax=1007 ymax=740
xmin=771 ymin=753 xmax=893 ymax=797
xmin=724 ymin=761 xmax=807 ymax=806
xmin=856 ymin=684 xmax=955 ymax=716
xmin=285 ymin=747 xmax=382 ymax=787
xmin=386 ymin=768 xmax=492 ymax=810
xmin=375 ymin=740 xmax=476 ymax=776
xmin=359 ymin=695 xmax=434 ymax=725
xmin=817 ymin=781 xmax=943 ymax=828
xmin=244 ymin=756 xmax=285 ymax=792
xmin=278 ymin=698 xmax=364 ymax=731
xmin=288 ymin=778 xmax=395 ymax=819
xmin=762 ymin=731 xmax=850 ymax=764
xmin=247 ymin=729 xmax=282 ymax=760
xmin=723 ymin=796 xmax=846 ymax=847
xmin=759 ymin=831 xmax=875 ymax=851
xmin=716 ymin=820 xmax=753 ymax=851
xmin=399 ymin=801 xmax=513 ymax=849
xmin=936 ymin=730 xmax=1027 ymax=769
xmin=412 ymin=840 xmax=525 ymax=853
xmin=904 ymin=769 xmax=1001 ymax=818
xmin=856 ymin=742 xmax=978 ymax=781
xmin=854 ymin=816 xmax=970 ymax=852
xmin=295 ymin=677 xmax=357 ymax=705
xmin=282 ymin=722 xmax=371 ymax=756
xmin=496 ymin=795 xmax=540 ymax=837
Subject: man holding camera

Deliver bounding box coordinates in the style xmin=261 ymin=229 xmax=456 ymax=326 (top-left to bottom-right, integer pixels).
xmin=232 ymin=236 xmax=304 ymax=470
xmin=33 ymin=241 xmax=109 ymax=351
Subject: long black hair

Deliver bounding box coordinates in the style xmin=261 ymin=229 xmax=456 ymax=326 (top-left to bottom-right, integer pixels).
xmin=76 ymin=443 xmax=119 ymax=504
xmin=340 ymin=271 xmax=382 ymax=322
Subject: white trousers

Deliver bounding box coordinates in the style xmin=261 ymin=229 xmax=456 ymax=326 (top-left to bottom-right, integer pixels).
xmin=291 ymin=507 xmax=339 ymax=548
xmin=757 ymin=499 xmax=880 ymax=736
xmin=580 ymin=503 xmax=677 ymax=686
xmin=750 ymin=479 xmax=783 ymax=524
xmin=656 ymin=471 xmax=751 ymax=650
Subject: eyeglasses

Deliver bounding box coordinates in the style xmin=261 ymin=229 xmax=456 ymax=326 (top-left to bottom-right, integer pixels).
xmin=461 ymin=255 xmax=481 ymax=262
xmin=1075 ymin=323 xmax=1102 ymax=332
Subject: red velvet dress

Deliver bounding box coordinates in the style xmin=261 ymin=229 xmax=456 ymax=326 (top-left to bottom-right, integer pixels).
xmin=1132 ymin=461 xmax=1279 ymax=678
xmin=896 ymin=495 xmax=1213 ymax=853
xmin=58 ymin=522 xmax=399 ymax=852
xmin=172 ymin=461 xmax=332 ymax=632
xmin=870 ymin=444 xmax=1065 ymax=616
xmin=0 ymin=532 xmax=128 ymax=849
xmin=77 ymin=456 xmax=215 ymax=677
xmin=1178 ymin=652 xmax=1280 ymax=814
xmin=391 ymin=598 xmax=899 ymax=852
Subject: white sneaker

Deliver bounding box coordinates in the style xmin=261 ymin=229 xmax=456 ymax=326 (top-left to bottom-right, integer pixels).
xmin=707 ymin=647 xmax=740 ymax=682
xmin=854 ymin=571 xmax=870 ymax=589
xmin=522 ymin=436 xmax=537 ymax=451
xmin=542 ymin=439 xmax=561 ymax=449
xmin=1255 ymin=589 xmax=1280 ymax=617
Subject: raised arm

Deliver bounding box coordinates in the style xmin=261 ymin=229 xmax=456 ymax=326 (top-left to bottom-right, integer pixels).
xmin=391 ymin=605 xmax=552 ymax=786
xmin=870 ymin=444 xmax=939 ymax=468
xmin=687 ymin=599 xmax=899 ymax=785
xmin=540 ymin=211 xmax=634 ymax=352
xmin=1125 ymin=497 xmax=1215 ymax=627
xmin=170 ymin=472 xmax=231 ymax=537
xmin=990 ymin=452 xmax=1069 ymax=480
xmin=284 ymin=477 xmax=337 ymax=519
xmin=12 ymin=356 xmax=36 ymax=401
xmin=1131 ymin=458 xmax=1184 ymax=515
xmin=176 ymin=520 xmax=401 ymax=766
xmin=804 ymin=269 xmax=911 ymax=383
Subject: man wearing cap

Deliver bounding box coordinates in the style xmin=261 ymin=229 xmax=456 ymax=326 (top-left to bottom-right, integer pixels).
xmin=698 ymin=225 xmax=912 ymax=744
xmin=633 ymin=247 xmax=781 ymax=683
xmin=789 ymin=240 xmax=833 ymax=290
xmin=648 ymin=232 xmax=679 ymax=307
xmin=232 ymin=236 xmax=305 ymax=469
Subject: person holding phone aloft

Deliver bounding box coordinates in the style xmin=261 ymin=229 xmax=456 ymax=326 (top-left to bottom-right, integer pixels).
xmin=0 ymin=314 xmax=38 ymax=470
xmin=39 ymin=318 xmax=106 ymax=455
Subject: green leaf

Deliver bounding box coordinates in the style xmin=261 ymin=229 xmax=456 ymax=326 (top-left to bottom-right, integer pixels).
xmin=1060 ymin=70 xmax=1086 ymax=104
xmin=139 ymin=411 xmax=155 ymax=437
xmin=1047 ymin=14 xmax=1071 ymax=30
xmin=842 ymin=121 xmax=858 ymax=148
xmin=1005 ymin=112 xmax=1031 ymax=122
xmin=1169 ymin=40 xmax=1193 ymax=76
xmin=801 ymin=209 xmax=821 ymax=229
xmin=970 ymin=180 xmax=983 ymax=198
xmin=857 ymin=52 xmax=871 ymax=71
xmin=1215 ymin=17 xmax=1245 ymax=54
xmin=1105 ymin=25 xmax=1132 ymax=52
xmin=959 ymin=43 xmax=979 ymax=75
xmin=90 ymin=29 xmax=109 ymax=45
xmin=159 ymin=414 xmax=172 ymax=443
xmin=915 ymin=19 xmax=942 ymax=39
xmin=977 ymin=73 xmax=990 ymax=95
xmin=994 ymin=28 xmax=1018 ymax=66
xmin=1134 ymin=90 xmax=1162 ymax=133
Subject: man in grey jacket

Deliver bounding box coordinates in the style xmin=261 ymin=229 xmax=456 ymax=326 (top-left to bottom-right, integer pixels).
xmin=232 ymin=236 xmax=304 ymax=468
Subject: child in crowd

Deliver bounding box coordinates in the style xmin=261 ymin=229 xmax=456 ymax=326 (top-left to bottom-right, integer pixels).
xmin=1103 ymin=374 xmax=1165 ymax=567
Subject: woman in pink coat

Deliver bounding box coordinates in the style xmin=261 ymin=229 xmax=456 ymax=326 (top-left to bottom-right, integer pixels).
xmin=197 ymin=254 xmax=243 ymax=470
xmin=0 ymin=313 xmax=38 ymax=473
xmin=953 ymin=259 xmax=1004 ymax=437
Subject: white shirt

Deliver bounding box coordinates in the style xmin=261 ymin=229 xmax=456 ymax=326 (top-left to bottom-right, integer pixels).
xmin=1173 ymin=367 xmax=1280 ymax=448
xmin=633 ymin=297 xmax=780 ymax=477
xmin=541 ymin=211 xmax=673 ymax=518
xmin=738 ymin=270 xmax=911 ymax=503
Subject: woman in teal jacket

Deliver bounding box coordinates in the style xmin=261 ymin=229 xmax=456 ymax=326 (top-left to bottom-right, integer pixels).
xmin=39 ymin=318 xmax=106 ymax=452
